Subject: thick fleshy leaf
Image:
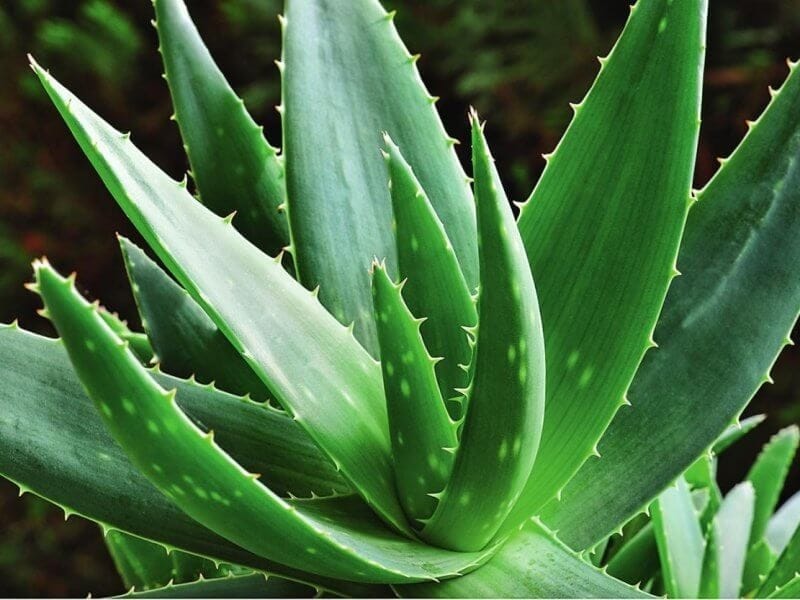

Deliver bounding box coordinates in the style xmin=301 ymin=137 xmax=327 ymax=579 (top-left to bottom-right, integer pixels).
xmin=714 ymin=415 xmax=766 ymax=454
xmin=371 ymin=263 xmax=456 ymax=525
xmin=119 ymin=237 xmax=272 ymax=402
xmin=35 ymin=265 xmax=493 ymax=583
xmin=508 ymin=0 xmax=707 ymax=527
xmin=153 ymin=0 xmax=288 ymax=256
xmin=382 ymin=135 xmax=476 ymax=419
xmin=743 ymin=540 xmax=778 ymax=596
xmin=766 ymin=575 xmax=800 ymax=599
xmin=31 ymin=60 xmax=410 ymax=535
xmin=652 ymin=477 xmax=705 ymax=599
xmin=767 ymin=491 xmax=800 ymax=554
xmin=699 ymin=482 xmax=755 ymax=598
xmin=606 ymin=523 xmax=659 ymax=587
xmin=747 ymin=427 xmax=800 ymax=546
xmin=421 ymin=116 xmax=545 ymax=552
xmin=398 ymin=520 xmax=650 ymax=598
xmin=759 ymin=524 xmax=800 ymax=597
xmin=121 ymin=573 xmax=316 ymax=598
xmin=548 ymin=59 xmax=800 ymax=550
xmin=99 ymin=307 xmax=154 ymax=363
xmin=0 ymin=324 xmax=377 ymax=597
xmin=106 ymin=530 xmax=225 ymax=592
xmin=282 ymin=0 xmax=477 ymax=354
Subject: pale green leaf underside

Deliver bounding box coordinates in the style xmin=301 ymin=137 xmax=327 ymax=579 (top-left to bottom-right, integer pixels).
xmin=282 ymin=0 xmax=477 ymax=354
xmin=652 ymin=477 xmax=705 ymax=598
xmin=508 ymin=0 xmax=707 ymax=527
xmin=31 ymin=60 xmax=411 ymax=535
xmin=548 ymin=60 xmax=800 ymax=550
xmin=767 ymin=491 xmax=800 ymax=555
xmin=397 ymin=520 xmax=650 ymax=599
xmin=0 ymin=325 xmax=375 ymax=597
xmin=421 ymin=119 xmax=545 ymax=552
xmin=120 ymin=237 xmax=273 ymax=403
xmin=36 ymin=265 xmax=493 ymax=584
xmin=154 ymin=0 xmax=289 ymax=256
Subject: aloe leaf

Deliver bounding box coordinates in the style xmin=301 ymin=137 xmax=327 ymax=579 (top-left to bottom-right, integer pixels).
xmin=714 ymin=415 xmax=767 ymax=454
xmin=370 ymin=263 xmax=457 ymax=525
xmin=743 ymin=540 xmax=778 ymax=596
xmin=153 ymin=0 xmax=288 ymax=256
xmin=747 ymin=427 xmax=800 ymax=546
xmin=652 ymin=477 xmax=705 ymax=598
xmin=421 ymin=116 xmax=546 ymax=552
xmin=119 ymin=237 xmax=272 ymax=402
xmin=31 ymin=60 xmax=410 ymax=536
xmin=0 ymin=325 xmax=377 ymax=597
xmin=98 ymin=307 xmax=154 ymax=363
xmin=106 ymin=530 xmax=225 ymax=592
xmin=758 ymin=523 xmax=800 ymax=597
xmin=766 ymin=575 xmax=800 ymax=599
xmin=767 ymin=492 xmax=800 ymax=554
xmin=120 ymin=572 xmax=316 ymax=598
xmin=281 ymin=0 xmax=477 ymax=354
xmin=700 ymin=482 xmax=755 ymax=598
xmin=547 ymin=60 xmax=800 ymax=550
xmin=507 ymin=0 xmax=707 ymax=528
xmin=606 ymin=523 xmax=659 ymax=587
xmin=397 ymin=520 xmax=650 ymax=598
xmin=382 ymin=135 xmax=477 ymax=419
xmin=34 ymin=264 xmax=493 ymax=583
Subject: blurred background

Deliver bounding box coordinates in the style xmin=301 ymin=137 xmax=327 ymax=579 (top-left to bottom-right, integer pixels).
xmin=1 ymin=0 xmax=799 ymax=595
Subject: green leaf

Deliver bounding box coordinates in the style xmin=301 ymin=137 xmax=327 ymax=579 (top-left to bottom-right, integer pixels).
xmin=31 ymin=59 xmax=410 ymax=535
xmin=120 ymin=572 xmax=316 ymax=598
xmin=747 ymin=426 xmax=800 ymax=546
xmin=766 ymin=575 xmax=800 ymax=599
xmin=397 ymin=520 xmax=650 ymax=598
xmin=743 ymin=540 xmax=778 ymax=596
xmin=547 ymin=60 xmax=800 ymax=550
xmin=606 ymin=523 xmax=659 ymax=587
xmin=509 ymin=0 xmax=707 ymax=527
xmin=106 ymin=530 xmax=225 ymax=592
xmin=767 ymin=492 xmax=800 ymax=554
xmin=713 ymin=414 xmax=766 ymax=454
xmin=34 ymin=264 xmax=493 ymax=584
xmin=98 ymin=307 xmax=154 ymax=363
xmin=119 ymin=237 xmax=272 ymax=402
xmin=382 ymin=135 xmax=477 ymax=420
xmin=282 ymin=0 xmax=477 ymax=354
xmin=0 ymin=324 xmax=375 ymax=597
xmin=652 ymin=477 xmax=705 ymax=598
xmin=699 ymin=482 xmax=755 ymax=598
xmin=153 ymin=0 xmax=289 ymax=256
xmin=370 ymin=263 xmax=456 ymax=526
xmin=758 ymin=521 xmax=800 ymax=597
xmin=420 ymin=116 xmax=546 ymax=552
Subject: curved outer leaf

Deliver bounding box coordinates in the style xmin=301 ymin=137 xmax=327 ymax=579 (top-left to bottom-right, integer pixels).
xmin=652 ymin=477 xmax=705 ymax=598
xmin=120 ymin=573 xmax=315 ymax=599
xmin=700 ymin=482 xmax=755 ymax=598
xmin=31 ymin=61 xmax=411 ymax=536
xmin=767 ymin=492 xmax=800 ymax=555
xmin=759 ymin=523 xmax=800 ymax=597
xmin=35 ymin=265 xmax=493 ymax=584
xmin=119 ymin=237 xmax=272 ymax=402
xmin=548 ymin=59 xmax=800 ymax=550
xmin=383 ymin=136 xmax=477 ymax=419
xmin=282 ymin=0 xmax=477 ymax=354
xmin=747 ymin=426 xmax=800 ymax=546
xmin=398 ymin=519 xmax=650 ymax=599
xmin=508 ymin=0 xmax=707 ymax=527
xmin=153 ymin=0 xmax=289 ymax=256
xmin=371 ymin=263 xmax=457 ymax=525
xmin=421 ymin=117 xmax=545 ymax=552
xmin=0 ymin=324 xmax=376 ymax=597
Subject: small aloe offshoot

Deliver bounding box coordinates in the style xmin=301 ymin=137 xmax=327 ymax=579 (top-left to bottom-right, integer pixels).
xmin=2 ymin=0 xmax=800 ymax=596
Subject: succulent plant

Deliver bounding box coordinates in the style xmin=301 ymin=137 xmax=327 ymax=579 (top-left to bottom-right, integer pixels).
xmin=2 ymin=0 xmax=800 ymax=596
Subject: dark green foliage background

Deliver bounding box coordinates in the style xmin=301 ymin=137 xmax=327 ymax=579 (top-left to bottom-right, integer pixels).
xmin=0 ymin=0 xmax=798 ymax=595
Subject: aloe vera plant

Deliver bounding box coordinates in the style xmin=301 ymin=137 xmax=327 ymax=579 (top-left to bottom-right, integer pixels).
xmin=3 ymin=0 xmax=800 ymax=596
